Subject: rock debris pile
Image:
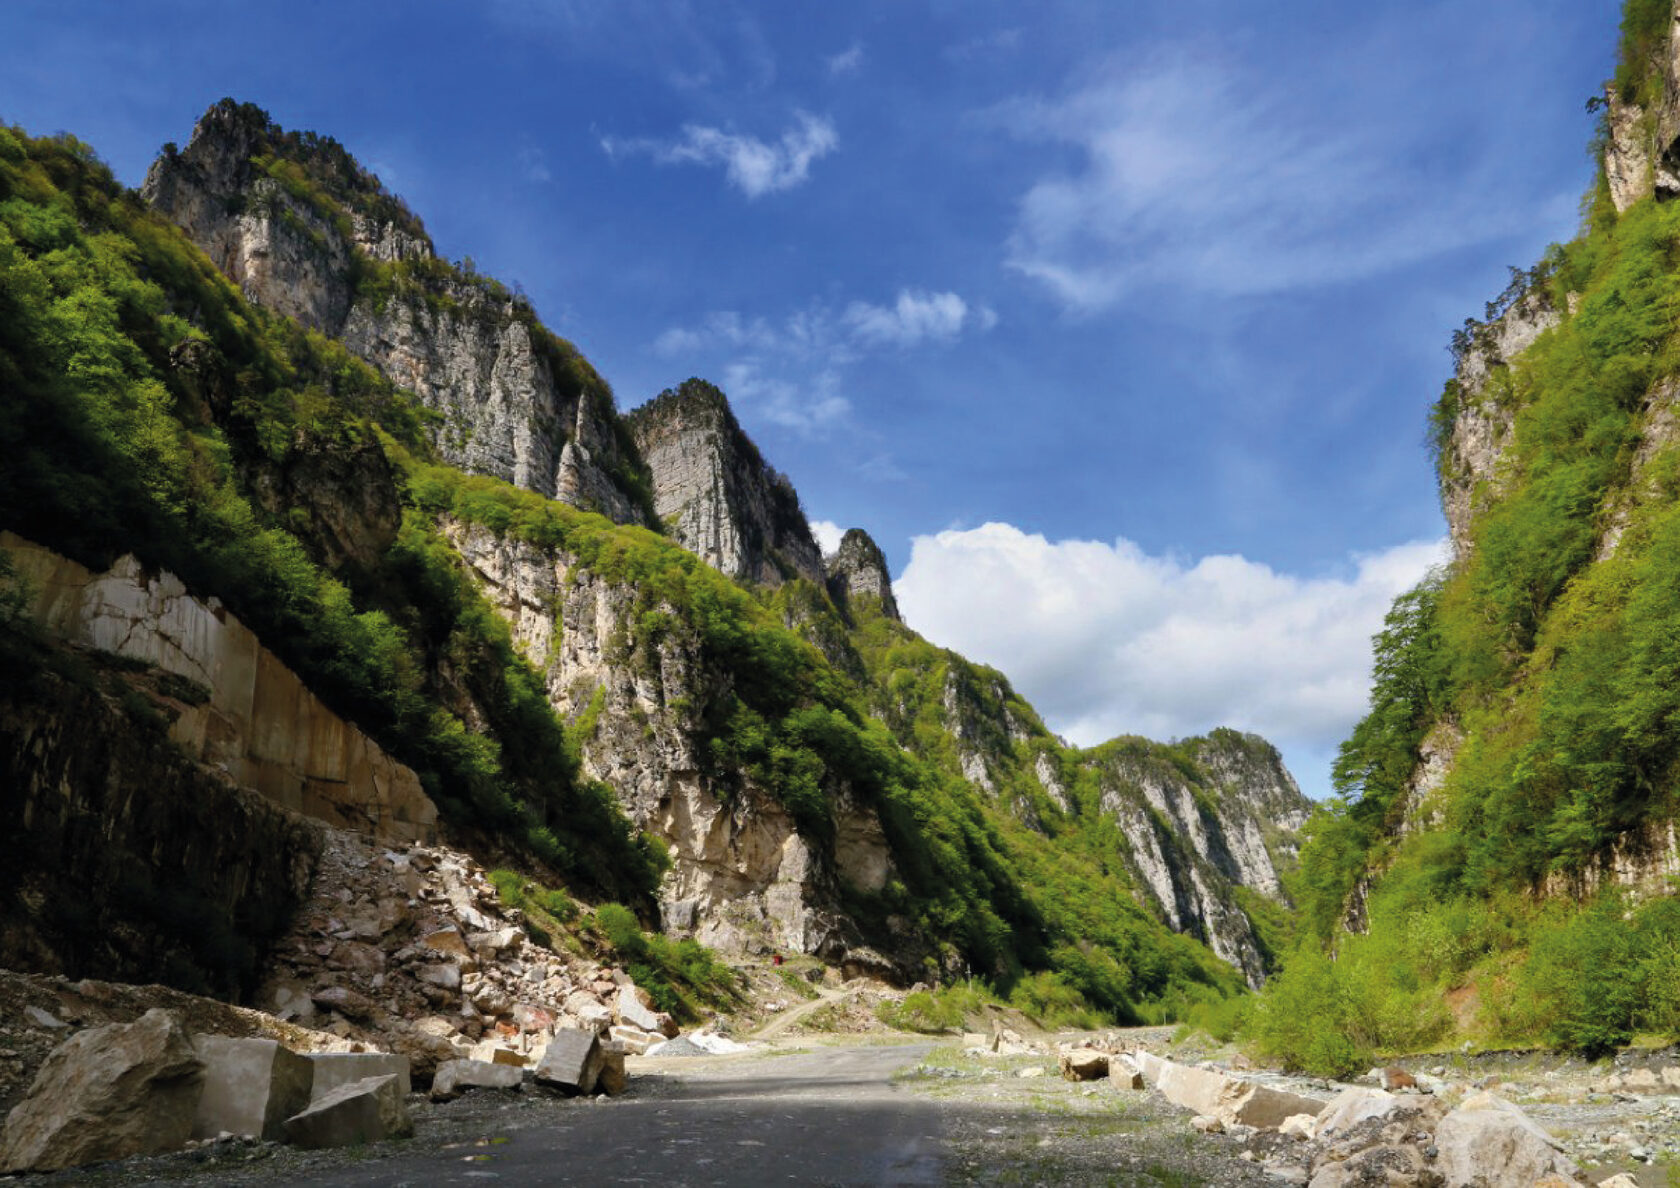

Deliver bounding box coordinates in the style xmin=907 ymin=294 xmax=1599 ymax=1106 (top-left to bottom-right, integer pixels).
xmin=259 ymin=830 xmax=679 ymax=1080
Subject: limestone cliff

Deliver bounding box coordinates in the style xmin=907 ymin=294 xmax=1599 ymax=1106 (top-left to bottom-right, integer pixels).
xmin=142 ymin=99 xmax=652 ymax=525
xmin=440 ymin=517 xmax=890 ymax=959
xmin=3 ymin=533 xmax=437 ymax=845
xmin=624 ymin=379 xmax=826 ymax=586
xmin=825 ymin=528 xmax=901 ymax=622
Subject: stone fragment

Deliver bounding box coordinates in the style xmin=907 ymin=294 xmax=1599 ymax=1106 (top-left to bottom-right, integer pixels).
xmin=23 ymin=1007 xmax=66 ymax=1030
xmin=308 ymin=1051 xmax=411 ymax=1099
xmin=512 ymin=1003 xmax=556 ymax=1034
xmin=0 ymin=1009 xmax=204 ymax=1173
xmin=1190 ymin=1115 xmax=1224 ymax=1134
xmin=1154 ymin=1058 xmax=1323 ymax=1130
xmin=610 ymin=1025 xmax=658 ymax=1056
xmin=327 ymin=941 xmax=386 ymax=975
xmin=467 ymin=1038 xmax=526 ymax=1067
xmin=420 ymin=927 xmax=472 ymax=959
xmin=1433 ymin=1091 xmax=1580 ymax=1188
xmin=535 ymin=1029 xmax=604 ymax=1096
xmin=616 ymin=985 xmax=664 ymax=1032
xmin=284 ymin=1074 xmax=412 ymax=1149
xmin=1278 ymin=1113 xmax=1317 ymax=1140
xmin=469 ymin=927 xmax=522 ymax=957
xmin=418 ymin=963 xmax=462 ymax=990
xmin=1307 ymin=1143 xmax=1424 ymax=1188
xmin=311 ymin=984 xmax=378 ymax=1020
xmin=192 ymin=1036 xmax=314 ymax=1142
xmin=430 ymin=1059 xmax=524 ymax=1101
xmin=1598 ymin=1175 xmax=1641 ymax=1188
xmin=597 ymin=1041 xmax=628 ymax=1096
xmin=1059 ymin=1049 xmax=1110 ymax=1081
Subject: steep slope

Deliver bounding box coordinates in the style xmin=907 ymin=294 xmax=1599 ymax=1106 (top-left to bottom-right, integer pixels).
xmin=0 ymin=110 xmax=1308 ymax=1026
xmin=142 ymin=99 xmax=653 ymax=525
xmin=1264 ymin=0 xmax=1680 ymax=1068
xmin=624 ymin=379 xmax=826 ymax=586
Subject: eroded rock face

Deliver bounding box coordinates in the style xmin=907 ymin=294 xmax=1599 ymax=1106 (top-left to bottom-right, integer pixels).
xmin=4 ymin=533 xmax=436 ymax=844
xmin=143 ymin=101 xmax=648 ymax=526
xmin=442 ymin=518 xmax=891 ymax=957
xmin=1087 ymin=733 xmax=1311 ymax=988
xmin=626 ymin=379 xmax=825 ymax=586
xmin=0 ymin=1009 xmax=204 ymax=1173
xmin=1441 ymin=290 xmax=1559 ymax=559
xmin=825 ymin=528 xmax=900 ymax=621
xmin=1603 ymin=5 xmax=1680 ymax=212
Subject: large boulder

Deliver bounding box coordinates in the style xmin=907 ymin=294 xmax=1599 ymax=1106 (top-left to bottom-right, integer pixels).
xmin=192 ymin=1035 xmax=314 ymax=1141
xmin=430 ymin=1059 xmax=524 ymax=1101
xmin=308 ymin=1051 xmax=411 ymax=1099
xmin=1313 ymin=1087 xmax=1403 ymax=1138
xmin=0 ymin=1009 xmax=205 ymax=1172
xmin=284 ymin=1074 xmax=412 ymax=1150
xmin=1433 ymin=1092 xmax=1581 ymax=1188
xmin=1059 ymin=1050 xmax=1110 ymax=1081
xmin=535 ymin=1028 xmax=604 ymax=1095
xmin=1154 ymin=1058 xmax=1323 ymax=1129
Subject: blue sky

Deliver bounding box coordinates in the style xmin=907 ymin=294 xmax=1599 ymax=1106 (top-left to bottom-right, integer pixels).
xmin=2 ymin=1 xmax=1620 ymax=796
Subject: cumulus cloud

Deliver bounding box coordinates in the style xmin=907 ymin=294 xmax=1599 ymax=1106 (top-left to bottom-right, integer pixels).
xmin=896 ymin=523 xmax=1447 ymax=791
xmin=844 ymin=290 xmax=997 ymax=348
xmin=810 ymin=519 xmax=845 ymax=555
xmin=719 ymin=361 xmax=850 ymax=436
xmin=999 ymin=49 xmax=1552 ymax=310
xmin=602 ymin=112 xmax=837 ymax=198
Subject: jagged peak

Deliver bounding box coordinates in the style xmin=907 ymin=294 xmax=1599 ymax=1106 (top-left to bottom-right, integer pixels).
xmin=825 ymin=528 xmax=900 ymax=621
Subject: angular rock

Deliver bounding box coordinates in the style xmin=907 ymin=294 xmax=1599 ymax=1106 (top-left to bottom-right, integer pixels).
xmin=192 ymin=1035 xmax=314 ymax=1142
xmin=1313 ymin=1087 xmax=1402 ymax=1138
xmin=308 ymin=1051 xmax=411 ymax=1100
xmin=1278 ymin=1113 xmax=1317 ymax=1140
xmin=311 ymin=984 xmax=378 ymax=1021
xmin=597 ymin=1041 xmax=628 ymax=1096
xmin=284 ymin=1074 xmax=412 ymax=1149
xmin=1059 ymin=1050 xmax=1110 ymax=1081
xmin=0 ymin=1009 xmax=205 ymax=1173
xmin=1154 ymin=1058 xmax=1324 ymax=1130
xmin=430 ymin=1059 xmax=524 ymax=1101
xmin=616 ymin=985 xmax=663 ymax=1032
xmin=610 ymin=1025 xmax=659 ymax=1056
xmin=418 ymin=962 xmax=462 ymax=990
xmin=1308 ymin=1143 xmax=1425 ymax=1188
xmin=1433 ymin=1092 xmax=1580 ymax=1188
xmin=535 ymin=1028 xmax=604 ymax=1096
xmin=421 ymin=927 xmax=472 ymax=959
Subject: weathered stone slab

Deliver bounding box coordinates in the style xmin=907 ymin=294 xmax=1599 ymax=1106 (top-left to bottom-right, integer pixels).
xmin=610 ymin=1025 xmax=658 ymax=1055
xmin=430 ymin=1059 xmax=524 ymax=1101
xmin=308 ymin=1051 xmax=410 ymax=1100
xmin=284 ymin=1074 xmax=412 ymax=1149
xmin=1433 ymin=1091 xmax=1580 ymax=1188
xmin=0 ymin=1009 xmax=204 ymax=1173
xmin=597 ymin=1041 xmax=628 ymax=1096
xmin=192 ymin=1035 xmax=314 ymax=1141
xmin=534 ymin=1028 xmax=603 ymax=1095
xmin=1059 ymin=1050 xmax=1110 ymax=1081
xmin=1314 ymin=1087 xmax=1400 ymax=1138
xmin=1154 ymin=1058 xmax=1323 ymax=1129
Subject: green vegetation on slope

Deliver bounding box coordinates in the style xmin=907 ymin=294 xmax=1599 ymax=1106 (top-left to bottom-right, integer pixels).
xmin=0 ymin=122 xmax=661 ymax=906
xmin=1255 ymin=0 xmax=1680 ymax=1071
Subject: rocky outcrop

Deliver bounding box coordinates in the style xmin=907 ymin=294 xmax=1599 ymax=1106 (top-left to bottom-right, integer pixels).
xmin=143 ymin=100 xmax=649 ymax=525
xmin=1603 ymin=1 xmax=1680 ymax=212
xmin=825 ymin=528 xmax=900 ymax=621
xmin=4 ymin=533 xmax=436 ymax=844
xmin=1441 ymin=289 xmax=1559 ymax=558
xmin=626 ymin=379 xmax=825 ymax=586
xmin=1086 ymin=732 xmax=1311 ymax=987
xmin=439 ymin=518 xmax=892 ymax=958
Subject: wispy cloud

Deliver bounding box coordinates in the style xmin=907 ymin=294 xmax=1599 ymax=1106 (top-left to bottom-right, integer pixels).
xmin=602 ymin=112 xmax=838 ymax=198
xmin=827 ymin=42 xmax=864 ymax=76
xmin=897 ymin=523 xmax=1449 ymax=795
xmin=1000 ymin=47 xmax=1561 ymax=310
xmin=651 ymin=288 xmax=992 ymax=436
xmin=844 ymin=290 xmax=996 ymax=348
xmin=517 ymin=145 xmax=551 ymax=183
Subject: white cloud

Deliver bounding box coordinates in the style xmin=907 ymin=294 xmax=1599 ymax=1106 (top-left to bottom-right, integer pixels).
xmin=810 ymin=520 xmax=845 ymax=555
xmin=651 ymin=287 xmax=990 ymax=438
xmin=1000 ymin=49 xmax=1554 ymax=310
xmin=844 ymin=290 xmax=996 ymax=348
xmin=827 ymin=42 xmax=864 ymax=76
xmin=602 ymin=112 xmax=837 ymax=198
xmin=896 ymin=522 xmax=1448 ymax=793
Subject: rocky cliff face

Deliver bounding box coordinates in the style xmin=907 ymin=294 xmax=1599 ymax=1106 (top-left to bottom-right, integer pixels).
xmin=825 ymin=529 xmax=901 ymax=622
xmin=441 ymin=518 xmax=891 ymax=959
xmin=625 ymin=380 xmax=826 ymax=586
xmin=3 ymin=533 xmax=437 ymax=845
xmin=143 ymin=100 xmax=650 ymax=525
xmin=1603 ymin=0 xmax=1680 ymax=211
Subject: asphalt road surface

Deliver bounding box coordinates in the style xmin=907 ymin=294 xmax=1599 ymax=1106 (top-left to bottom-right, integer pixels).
xmin=283 ymin=1044 xmax=942 ymax=1188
